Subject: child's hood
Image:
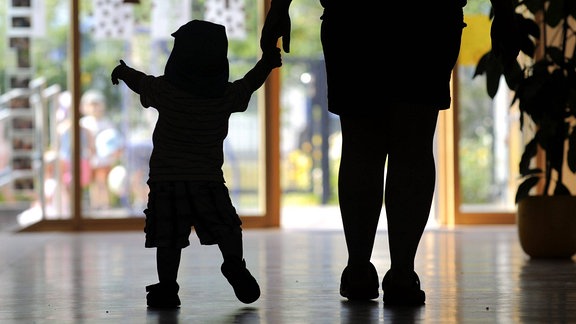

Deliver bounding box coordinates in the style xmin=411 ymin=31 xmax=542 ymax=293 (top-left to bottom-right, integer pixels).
xmin=164 ymin=20 xmax=229 ymax=98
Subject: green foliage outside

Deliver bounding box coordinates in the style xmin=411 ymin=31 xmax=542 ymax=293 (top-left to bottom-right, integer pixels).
xmin=0 ymin=0 xmax=512 ymax=209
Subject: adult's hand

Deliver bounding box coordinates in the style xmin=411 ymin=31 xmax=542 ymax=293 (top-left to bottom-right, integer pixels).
xmin=261 ymin=1 xmax=292 ymax=53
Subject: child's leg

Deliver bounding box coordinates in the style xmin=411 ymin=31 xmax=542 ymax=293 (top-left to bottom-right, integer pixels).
xmin=157 ymin=247 xmax=182 ymax=283
xmin=144 ymin=182 xmax=187 ymax=308
xmin=217 ymin=229 xmax=260 ymax=304
xmin=217 ymin=229 xmax=243 ymax=261
xmin=191 ymin=182 xmax=260 ymax=304
xmin=146 ymin=247 xmax=182 ymax=309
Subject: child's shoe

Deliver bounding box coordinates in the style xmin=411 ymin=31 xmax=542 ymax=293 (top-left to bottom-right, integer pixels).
xmin=221 ymin=258 xmax=260 ymax=304
xmin=382 ymin=270 xmax=425 ymax=306
xmin=146 ymin=282 xmax=181 ymax=309
xmin=339 ymin=262 xmax=380 ymax=301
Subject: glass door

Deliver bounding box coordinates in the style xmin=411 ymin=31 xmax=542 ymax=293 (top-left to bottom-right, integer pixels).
xmin=450 ymin=7 xmax=521 ymax=224
xmin=0 ymin=0 xmax=277 ymax=231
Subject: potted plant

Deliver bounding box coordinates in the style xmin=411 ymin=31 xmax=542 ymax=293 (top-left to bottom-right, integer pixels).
xmin=474 ymin=0 xmax=576 ymax=258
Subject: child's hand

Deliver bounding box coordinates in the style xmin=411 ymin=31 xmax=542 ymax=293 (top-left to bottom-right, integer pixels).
xmin=111 ymin=60 xmax=127 ymax=85
xmin=262 ymin=47 xmax=282 ymax=69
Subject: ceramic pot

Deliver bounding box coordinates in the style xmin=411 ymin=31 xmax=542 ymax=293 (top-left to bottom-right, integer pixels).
xmin=516 ymin=195 xmax=576 ymax=259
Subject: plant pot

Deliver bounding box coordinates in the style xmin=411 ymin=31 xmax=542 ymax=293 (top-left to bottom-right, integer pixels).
xmin=516 ymin=196 xmax=576 ymax=259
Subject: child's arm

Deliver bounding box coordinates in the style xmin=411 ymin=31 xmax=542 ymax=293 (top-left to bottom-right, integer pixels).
xmin=243 ymin=48 xmax=282 ymax=93
xmin=111 ymin=60 xmax=147 ymax=94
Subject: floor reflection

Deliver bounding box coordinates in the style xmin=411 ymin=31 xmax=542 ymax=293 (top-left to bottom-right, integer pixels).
xmin=0 ymin=227 xmax=575 ymax=323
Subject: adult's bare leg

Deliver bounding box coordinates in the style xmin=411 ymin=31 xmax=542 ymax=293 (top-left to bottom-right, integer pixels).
xmin=384 ymin=104 xmax=438 ymax=287
xmin=337 ymin=116 xmax=387 ymax=300
xmin=338 ymin=116 xmax=387 ymax=267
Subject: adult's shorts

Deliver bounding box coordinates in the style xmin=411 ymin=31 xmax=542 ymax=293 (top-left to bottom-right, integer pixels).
xmin=320 ymin=2 xmax=467 ymax=116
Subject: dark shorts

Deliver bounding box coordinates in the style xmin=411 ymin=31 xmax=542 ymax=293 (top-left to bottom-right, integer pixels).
xmin=320 ymin=4 xmax=466 ymax=115
xmin=144 ymin=181 xmax=242 ymax=248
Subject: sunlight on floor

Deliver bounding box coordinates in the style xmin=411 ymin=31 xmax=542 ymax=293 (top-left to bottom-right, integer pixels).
xmin=280 ymin=206 xmax=440 ymax=231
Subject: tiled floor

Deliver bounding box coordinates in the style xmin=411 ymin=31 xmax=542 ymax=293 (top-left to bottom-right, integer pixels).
xmin=0 ymin=225 xmax=575 ymax=323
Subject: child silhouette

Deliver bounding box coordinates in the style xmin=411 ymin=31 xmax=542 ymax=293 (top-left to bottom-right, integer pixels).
xmin=111 ymin=19 xmax=281 ymax=308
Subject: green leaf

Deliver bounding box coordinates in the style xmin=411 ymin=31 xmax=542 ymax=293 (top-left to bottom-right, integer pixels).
xmin=547 ymin=47 xmax=566 ymax=66
xmin=546 ymin=0 xmax=569 ymax=27
xmin=515 ymin=176 xmax=541 ymax=203
xmin=485 ymin=52 xmax=504 ymax=98
xmin=568 ymin=127 xmax=576 ymax=173
xmin=518 ymin=17 xmax=539 ymax=57
xmin=473 ymin=52 xmax=491 ymax=78
xmin=568 ymin=0 xmax=576 ymax=19
xmin=519 ymin=138 xmax=538 ymax=175
xmin=522 ymin=0 xmax=546 ymax=15
xmin=553 ymin=182 xmax=572 ymax=195
xmin=502 ymin=59 xmax=522 ymax=90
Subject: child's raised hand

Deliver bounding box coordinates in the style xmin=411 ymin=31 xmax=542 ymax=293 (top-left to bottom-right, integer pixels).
xmin=111 ymin=60 xmax=127 ymax=85
xmin=263 ymin=47 xmax=282 ymax=69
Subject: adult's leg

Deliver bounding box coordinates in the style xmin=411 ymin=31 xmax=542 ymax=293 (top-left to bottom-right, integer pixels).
xmin=384 ymin=105 xmax=439 ymax=279
xmin=338 ymin=116 xmax=387 ymax=267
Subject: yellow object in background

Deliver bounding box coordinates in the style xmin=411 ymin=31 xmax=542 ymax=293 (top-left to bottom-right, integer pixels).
xmin=459 ymin=14 xmax=492 ymax=66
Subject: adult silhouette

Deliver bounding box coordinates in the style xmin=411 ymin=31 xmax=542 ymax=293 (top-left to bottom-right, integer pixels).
xmin=261 ymin=0 xmax=520 ymax=305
